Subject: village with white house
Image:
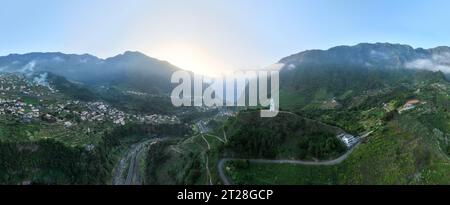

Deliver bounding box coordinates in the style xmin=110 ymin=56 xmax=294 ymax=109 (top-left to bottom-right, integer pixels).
xmin=0 ymin=73 xmax=181 ymax=133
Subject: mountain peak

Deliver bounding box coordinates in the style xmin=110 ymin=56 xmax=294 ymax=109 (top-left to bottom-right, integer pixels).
xmin=122 ymin=51 xmax=146 ymax=57
xmin=106 ymin=51 xmax=160 ymax=63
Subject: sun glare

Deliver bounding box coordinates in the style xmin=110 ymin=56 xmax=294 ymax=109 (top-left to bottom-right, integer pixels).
xmin=150 ymin=43 xmax=232 ymax=77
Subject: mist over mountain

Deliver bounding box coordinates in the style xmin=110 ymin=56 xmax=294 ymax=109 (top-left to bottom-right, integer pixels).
xmin=279 ymin=43 xmax=450 ymax=74
xmin=0 ymin=51 xmax=180 ymax=94
xmin=2 ymin=42 xmax=450 ymax=106
xmin=275 ymin=43 xmax=449 ymax=111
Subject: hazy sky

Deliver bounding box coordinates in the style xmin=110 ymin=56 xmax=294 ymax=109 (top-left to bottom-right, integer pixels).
xmin=2 ymin=0 xmax=450 ymax=76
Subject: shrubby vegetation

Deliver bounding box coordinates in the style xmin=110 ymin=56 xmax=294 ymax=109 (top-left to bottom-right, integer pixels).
xmin=143 ymin=139 xmax=208 ymax=185
xmin=48 ymin=73 xmax=98 ymax=101
xmin=0 ymin=139 xmax=112 ymax=184
xmin=222 ymin=111 xmax=346 ymax=160
xmin=226 ymin=115 xmax=450 ymax=185
xmin=95 ymin=86 xmax=176 ymax=114
xmin=144 ymin=140 xmax=171 ymax=184
xmin=0 ymin=121 xmax=191 ymax=184
xmin=225 ymin=64 xmax=450 ymax=185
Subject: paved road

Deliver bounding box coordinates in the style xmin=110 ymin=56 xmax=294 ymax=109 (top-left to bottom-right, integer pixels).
xmin=218 ymin=131 xmax=373 ymax=185
xmin=197 ymin=121 xmax=209 ymax=134
xmin=205 ymin=155 xmax=213 ymax=185
xmin=112 ymin=138 xmax=162 ymax=185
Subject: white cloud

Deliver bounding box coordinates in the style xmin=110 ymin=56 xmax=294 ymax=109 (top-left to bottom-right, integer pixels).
xmin=370 ymin=50 xmax=390 ymax=60
xmin=33 ymin=72 xmax=50 ymax=87
xmin=405 ymin=53 xmax=450 ymax=73
xmin=19 ymin=61 xmax=36 ymax=74
xmin=53 ymin=56 xmax=65 ymax=62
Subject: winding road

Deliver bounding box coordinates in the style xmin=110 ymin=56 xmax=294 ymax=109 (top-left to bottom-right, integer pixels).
xmin=217 ymin=131 xmax=373 ymax=185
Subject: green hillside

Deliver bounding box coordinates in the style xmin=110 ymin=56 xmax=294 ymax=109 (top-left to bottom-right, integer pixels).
xmin=221 ymin=65 xmax=450 ymax=185
xmin=226 ymin=114 xmax=450 ymax=184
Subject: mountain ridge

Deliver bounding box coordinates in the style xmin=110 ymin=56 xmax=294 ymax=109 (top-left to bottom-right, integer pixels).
xmin=279 ymin=42 xmax=450 ymax=74
xmin=0 ymin=51 xmax=183 ymax=95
